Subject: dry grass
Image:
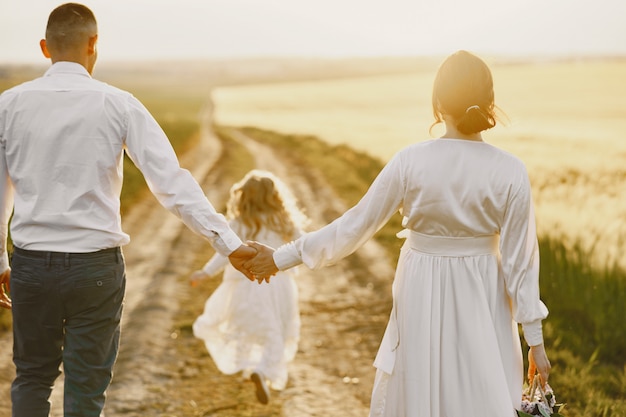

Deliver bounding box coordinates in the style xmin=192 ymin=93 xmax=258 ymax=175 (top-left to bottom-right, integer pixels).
xmin=212 ymin=58 xmax=626 ymax=270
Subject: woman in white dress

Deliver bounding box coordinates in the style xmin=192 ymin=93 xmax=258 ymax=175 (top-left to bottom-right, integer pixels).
xmin=190 ymin=170 xmax=308 ymax=404
xmin=245 ymin=50 xmax=551 ymax=416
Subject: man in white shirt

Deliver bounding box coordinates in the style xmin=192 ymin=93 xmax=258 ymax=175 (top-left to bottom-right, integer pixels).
xmin=0 ymin=3 xmax=255 ymax=416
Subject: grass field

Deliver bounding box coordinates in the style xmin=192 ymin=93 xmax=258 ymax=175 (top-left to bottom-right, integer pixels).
xmin=212 ymin=58 xmax=626 ymax=272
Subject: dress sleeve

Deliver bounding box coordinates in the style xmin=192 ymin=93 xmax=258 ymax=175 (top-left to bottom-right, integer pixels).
xmin=500 ymin=167 xmax=548 ymax=346
xmin=122 ymin=95 xmax=241 ymax=256
xmin=274 ymin=152 xmax=404 ymax=270
xmin=201 ymin=253 xmax=229 ymax=277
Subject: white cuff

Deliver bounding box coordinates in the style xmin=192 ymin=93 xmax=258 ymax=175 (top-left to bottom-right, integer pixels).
xmin=273 ymin=241 xmax=303 ymax=270
xmin=522 ymin=319 xmax=544 ymax=346
xmin=211 ymin=228 xmax=243 ymax=257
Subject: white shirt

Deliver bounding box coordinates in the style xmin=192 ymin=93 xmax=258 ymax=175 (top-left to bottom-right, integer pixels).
xmin=0 ymin=62 xmax=242 ymax=271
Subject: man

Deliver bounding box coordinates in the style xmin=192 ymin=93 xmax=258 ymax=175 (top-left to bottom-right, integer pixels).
xmin=0 ymin=3 xmax=255 ymax=416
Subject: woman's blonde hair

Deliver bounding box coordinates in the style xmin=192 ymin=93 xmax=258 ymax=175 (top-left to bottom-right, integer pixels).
xmin=226 ymin=170 xmax=309 ymax=241
xmin=430 ymin=50 xmax=502 ymax=135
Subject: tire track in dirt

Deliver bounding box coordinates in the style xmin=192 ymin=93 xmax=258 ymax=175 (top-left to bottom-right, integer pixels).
xmin=100 ymin=106 xmax=227 ymax=417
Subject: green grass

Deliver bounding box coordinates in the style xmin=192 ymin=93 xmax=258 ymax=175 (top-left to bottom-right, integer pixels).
xmin=233 ymin=126 xmax=626 ymax=417
xmin=536 ymin=239 xmax=626 ymax=416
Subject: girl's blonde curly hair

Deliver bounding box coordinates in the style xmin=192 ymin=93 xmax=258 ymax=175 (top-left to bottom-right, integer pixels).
xmin=226 ymin=170 xmax=309 ymax=241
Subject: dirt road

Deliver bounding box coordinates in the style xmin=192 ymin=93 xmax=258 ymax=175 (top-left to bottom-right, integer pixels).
xmin=0 ymin=104 xmax=396 ymax=416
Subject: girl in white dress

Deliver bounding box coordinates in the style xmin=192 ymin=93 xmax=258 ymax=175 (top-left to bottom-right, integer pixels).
xmin=190 ymin=170 xmax=308 ymax=404
xmin=245 ymin=50 xmax=552 ymax=416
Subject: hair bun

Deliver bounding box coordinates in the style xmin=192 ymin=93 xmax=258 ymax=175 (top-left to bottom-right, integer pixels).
xmin=457 ymin=105 xmax=495 ymax=134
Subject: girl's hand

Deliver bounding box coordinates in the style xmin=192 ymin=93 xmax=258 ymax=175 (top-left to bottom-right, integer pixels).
xmin=190 ymin=270 xmax=209 ymax=287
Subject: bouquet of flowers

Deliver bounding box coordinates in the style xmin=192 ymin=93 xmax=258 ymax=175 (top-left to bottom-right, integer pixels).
xmin=517 ymin=376 xmax=566 ymax=417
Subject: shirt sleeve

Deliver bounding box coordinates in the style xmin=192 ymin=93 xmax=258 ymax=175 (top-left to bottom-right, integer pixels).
xmin=0 ymin=99 xmax=14 ymax=272
xmin=122 ymin=95 xmax=241 ymax=256
xmin=274 ymin=152 xmax=404 ymax=270
xmin=500 ymin=166 xmax=548 ymax=346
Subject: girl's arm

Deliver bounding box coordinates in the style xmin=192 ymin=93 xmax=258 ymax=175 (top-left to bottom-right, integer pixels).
xmin=190 ymin=252 xmax=230 ymax=286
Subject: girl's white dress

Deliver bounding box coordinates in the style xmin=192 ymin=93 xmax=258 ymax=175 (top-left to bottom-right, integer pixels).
xmin=192 ymin=223 xmax=300 ymax=390
xmin=274 ymin=138 xmax=549 ymax=417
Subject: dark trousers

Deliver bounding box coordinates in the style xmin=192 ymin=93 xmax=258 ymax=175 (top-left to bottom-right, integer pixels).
xmin=10 ymin=246 xmax=126 ymax=417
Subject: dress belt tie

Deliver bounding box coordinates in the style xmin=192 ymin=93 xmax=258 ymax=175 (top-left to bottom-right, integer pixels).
xmin=402 ymin=230 xmax=500 ymax=256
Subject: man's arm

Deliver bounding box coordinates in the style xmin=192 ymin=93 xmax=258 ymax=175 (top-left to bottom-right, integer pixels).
xmin=122 ymin=94 xmax=242 ymax=256
xmin=0 ymin=136 xmax=13 ymax=309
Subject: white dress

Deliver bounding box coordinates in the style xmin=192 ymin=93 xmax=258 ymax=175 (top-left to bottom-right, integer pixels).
xmin=192 ymin=222 xmax=301 ymax=390
xmin=274 ymin=138 xmax=549 ymax=417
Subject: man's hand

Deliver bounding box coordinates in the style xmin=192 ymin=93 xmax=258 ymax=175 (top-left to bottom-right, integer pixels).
xmin=0 ymin=268 xmax=11 ymax=310
xmin=228 ymin=244 xmax=258 ymax=281
xmin=528 ymin=344 xmax=551 ymax=388
xmin=243 ymin=241 xmax=279 ymax=284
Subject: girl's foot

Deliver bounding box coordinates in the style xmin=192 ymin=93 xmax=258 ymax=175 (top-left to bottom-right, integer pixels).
xmin=251 ymin=372 xmax=270 ymax=404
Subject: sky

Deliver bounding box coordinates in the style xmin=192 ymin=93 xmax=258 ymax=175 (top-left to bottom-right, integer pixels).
xmin=1 ymin=0 xmax=625 ymax=64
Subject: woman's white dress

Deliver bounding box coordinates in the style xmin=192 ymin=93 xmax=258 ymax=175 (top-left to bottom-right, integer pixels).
xmin=192 ymin=223 xmax=300 ymax=390
xmin=273 ymin=138 xmax=548 ymax=416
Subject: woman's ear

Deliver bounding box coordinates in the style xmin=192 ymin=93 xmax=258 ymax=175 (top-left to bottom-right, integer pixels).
xmin=40 ymin=39 xmax=51 ymax=58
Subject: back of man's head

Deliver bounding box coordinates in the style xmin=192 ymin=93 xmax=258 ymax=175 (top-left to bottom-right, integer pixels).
xmin=45 ymin=3 xmax=97 ymax=53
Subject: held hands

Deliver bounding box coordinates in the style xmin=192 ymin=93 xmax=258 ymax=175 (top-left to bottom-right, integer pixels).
xmin=228 ymin=244 xmax=258 ymax=281
xmin=226 ymin=242 xmax=279 ymax=284
xmin=528 ymin=344 xmax=551 ymax=388
xmin=243 ymin=241 xmax=279 ymax=284
xmin=0 ymin=268 xmax=11 ymax=310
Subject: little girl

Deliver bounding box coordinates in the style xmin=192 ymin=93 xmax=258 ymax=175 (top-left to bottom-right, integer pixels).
xmin=190 ymin=169 xmax=308 ymax=404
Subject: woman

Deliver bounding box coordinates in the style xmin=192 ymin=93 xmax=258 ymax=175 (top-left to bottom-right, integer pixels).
xmin=246 ymin=50 xmax=551 ymax=416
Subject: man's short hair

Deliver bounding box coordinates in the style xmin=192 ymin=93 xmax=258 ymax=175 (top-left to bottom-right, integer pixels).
xmin=45 ymin=3 xmax=97 ymax=52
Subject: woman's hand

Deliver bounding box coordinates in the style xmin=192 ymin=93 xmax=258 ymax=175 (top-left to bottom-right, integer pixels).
xmin=528 ymin=344 xmax=551 ymax=387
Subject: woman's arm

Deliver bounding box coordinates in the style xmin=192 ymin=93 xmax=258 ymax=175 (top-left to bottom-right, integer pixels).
xmin=246 ymin=152 xmax=406 ymax=278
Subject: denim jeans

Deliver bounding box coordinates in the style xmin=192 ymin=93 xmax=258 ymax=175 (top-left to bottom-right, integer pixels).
xmin=10 ymin=246 xmax=126 ymax=417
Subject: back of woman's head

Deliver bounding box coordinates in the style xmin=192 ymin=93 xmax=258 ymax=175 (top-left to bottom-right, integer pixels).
xmin=431 ymin=50 xmax=497 ymax=135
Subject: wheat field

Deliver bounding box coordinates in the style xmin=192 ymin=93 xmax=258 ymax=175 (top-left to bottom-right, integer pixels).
xmin=213 ymin=58 xmax=626 ymax=271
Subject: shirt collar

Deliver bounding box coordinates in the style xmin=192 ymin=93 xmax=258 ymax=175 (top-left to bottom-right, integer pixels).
xmin=44 ymin=61 xmax=92 ymax=79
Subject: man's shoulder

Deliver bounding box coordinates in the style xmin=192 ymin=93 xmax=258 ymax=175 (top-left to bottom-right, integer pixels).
xmin=88 ymin=77 xmax=132 ymax=97
xmin=1 ymin=78 xmax=40 ymax=96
